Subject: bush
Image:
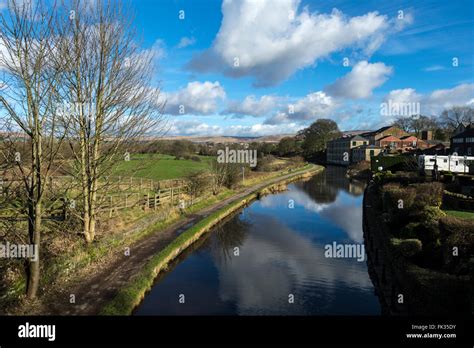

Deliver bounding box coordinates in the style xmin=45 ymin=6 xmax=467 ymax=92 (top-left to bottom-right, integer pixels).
xmin=392 ymin=238 xmax=422 ymax=258
xmin=401 ymin=222 xmax=420 ymax=239
xmin=382 ymin=183 xmax=416 ymax=212
xmin=185 ymin=171 xmax=210 ymax=198
xmin=416 ymin=206 xmax=446 ymax=222
xmin=439 ymin=216 xmax=474 ymax=275
xmin=414 ymin=182 xmax=444 ymax=208
xmin=255 ymin=155 xmax=275 ymax=172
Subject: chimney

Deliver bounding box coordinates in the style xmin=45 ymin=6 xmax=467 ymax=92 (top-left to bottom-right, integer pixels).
xmin=421 ymin=130 xmax=432 ymax=141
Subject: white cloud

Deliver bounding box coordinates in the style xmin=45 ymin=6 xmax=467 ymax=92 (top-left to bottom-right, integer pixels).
xmin=163 ymin=81 xmax=226 ymax=115
xmin=187 ymin=0 xmax=404 ymax=87
xmin=149 ymin=39 xmax=166 ymax=60
xmin=223 ymin=95 xmax=281 ymax=117
xmin=177 ymin=36 xmax=196 ymax=49
xmin=265 ymin=91 xmax=339 ymax=124
xmin=425 ymin=84 xmax=474 ymax=113
xmin=325 ymin=61 xmax=393 ymax=99
xmin=384 ymin=84 xmax=474 ymax=116
xmin=385 ymin=88 xmax=421 ymax=104
xmin=423 ymin=65 xmax=445 ymax=72
xmin=169 ymin=119 xmax=302 ymax=137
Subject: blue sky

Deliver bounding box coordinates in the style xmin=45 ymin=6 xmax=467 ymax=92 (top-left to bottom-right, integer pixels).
xmin=3 ymin=0 xmax=473 ymax=136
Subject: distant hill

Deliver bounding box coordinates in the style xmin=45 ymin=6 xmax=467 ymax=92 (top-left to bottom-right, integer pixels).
xmin=160 ymin=134 xmax=295 ymax=143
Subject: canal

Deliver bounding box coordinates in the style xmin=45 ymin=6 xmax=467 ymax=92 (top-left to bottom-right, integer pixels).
xmin=134 ymin=166 xmax=381 ymax=315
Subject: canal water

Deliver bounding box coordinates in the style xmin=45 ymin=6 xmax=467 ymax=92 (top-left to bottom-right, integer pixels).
xmin=134 ymin=166 xmax=381 ymax=315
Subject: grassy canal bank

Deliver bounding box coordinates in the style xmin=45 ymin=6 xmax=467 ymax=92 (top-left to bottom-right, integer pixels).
xmin=100 ymin=164 xmax=323 ymax=315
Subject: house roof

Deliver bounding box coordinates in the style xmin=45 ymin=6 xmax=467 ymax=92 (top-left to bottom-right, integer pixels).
xmin=452 ymin=127 xmax=474 ymax=139
xmin=351 ymin=135 xmax=368 ymax=141
xmin=400 ymin=135 xmax=418 ymax=140
xmin=355 ymin=144 xmax=383 ymax=149
xmin=378 ymin=135 xmax=401 ymax=141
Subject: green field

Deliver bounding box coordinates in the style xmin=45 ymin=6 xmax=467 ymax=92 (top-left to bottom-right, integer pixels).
xmin=443 ymin=209 xmax=474 ymax=219
xmin=113 ymin=154 xmax=213 ymax=180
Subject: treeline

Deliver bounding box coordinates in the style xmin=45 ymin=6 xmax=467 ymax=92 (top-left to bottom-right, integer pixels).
xmin=392 ymin=106 xmax=474 ymax=141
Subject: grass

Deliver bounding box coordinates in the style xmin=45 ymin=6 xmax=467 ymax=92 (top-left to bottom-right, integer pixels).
xmin=443 ymin=209 xmax=474 ymax=219
xmin=113 ymin=154 xmax=212 ymax=180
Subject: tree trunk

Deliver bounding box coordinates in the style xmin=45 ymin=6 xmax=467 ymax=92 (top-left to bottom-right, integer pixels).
xmin=26 ymin=204 xmax=41 ymax=299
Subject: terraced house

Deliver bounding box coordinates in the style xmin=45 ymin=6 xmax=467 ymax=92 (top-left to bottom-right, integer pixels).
xmin=451 ymin=124 xmax=474 ymax=155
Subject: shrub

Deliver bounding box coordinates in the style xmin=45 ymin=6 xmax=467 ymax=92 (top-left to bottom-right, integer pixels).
xmin=439 ymin=216 xmax=474 ymax=275
xmin=416 ymin=206 xmax=446 ymax=222
xmin=391 ymin=238 xmax=422 ymax=258
xmin=401 ymin=222 xmax=420 ymax=239
xmin=382 ymin=183 xmax=416 ymax=212
xmin=185 ymin=171 xmax=210 ymax=198
xmin=414 ymin=182 xmax=444 ymax=208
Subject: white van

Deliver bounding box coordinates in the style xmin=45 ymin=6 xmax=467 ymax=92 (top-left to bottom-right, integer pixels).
xmin=418 ymin=155 xmax=474 ymax=173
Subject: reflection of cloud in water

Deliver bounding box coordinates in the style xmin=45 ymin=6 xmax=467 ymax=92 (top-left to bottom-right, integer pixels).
xmin=216 ymin=215 xmax=373 ymax=315
xmin=259 ymin=185 xmax=364 ymax=242
xmin=259 ymin=187 xmax=330 ymax=213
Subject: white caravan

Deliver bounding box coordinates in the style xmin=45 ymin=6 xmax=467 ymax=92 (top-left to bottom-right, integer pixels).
xmin=418 ymin=155 xmax=474 ymax=173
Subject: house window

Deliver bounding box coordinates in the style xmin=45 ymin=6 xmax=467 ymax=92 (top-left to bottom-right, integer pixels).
xmin=370 ymin=150 xmax=374 ymax=156
xmin=468 ymin=147 xmax=472 ymax=155
xmin=352 ymin=141 xmax=356 ymax=146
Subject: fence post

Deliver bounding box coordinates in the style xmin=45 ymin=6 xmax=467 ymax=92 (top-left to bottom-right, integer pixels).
xmin=154 ymin=194 xmax=157 ymax=210
xmin=171 ymin=187 xmax=174 ymax=205
xmin=109 ymin=195 xmax=113 ymax=218
xmin=145 ymin=193 xmax=150 ymax=210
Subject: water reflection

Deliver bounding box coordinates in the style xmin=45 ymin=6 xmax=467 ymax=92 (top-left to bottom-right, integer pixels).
xmin=135 ymin=167 xmax=379 ymax=315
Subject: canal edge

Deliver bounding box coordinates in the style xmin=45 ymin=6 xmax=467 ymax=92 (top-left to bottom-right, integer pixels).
xmin=99 ymin=165 xmax=325 ymax=315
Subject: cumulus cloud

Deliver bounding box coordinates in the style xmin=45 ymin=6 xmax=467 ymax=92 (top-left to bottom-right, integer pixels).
xmin=265 ymin=91 xmax=339 ymax=124
xmin=163 ymin=81 xmax=226 ymax=115
xmin=169 ymin=119 xmax=302 ymax=137
xmin=425 ymin=84 xmax=474 ymax=113
xmin=177 ymin=36 xmax=196 ymax=49
xmin=187 ymin=0 xmax=405 ymax=87
xmin=325 ymin=61 xmax=393 ymax=99
xmin=149 ymin=39 xmax=166 ymax=60
xmin=223 ymin=95 xmax=281 ymax=117
xmin=384 ymin=84 xmax=474 ymax=116
xmin=385 ymin=88 xmax=421 ymax=104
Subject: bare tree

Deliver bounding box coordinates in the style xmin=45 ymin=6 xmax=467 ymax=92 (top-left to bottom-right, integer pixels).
xmin=0 ymin=0 xmax=64 ymax=298
xmin=55 ymin=0 xmax=165 ymax=243
xmin=440 ymin=106 xmax=474 ymax=132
